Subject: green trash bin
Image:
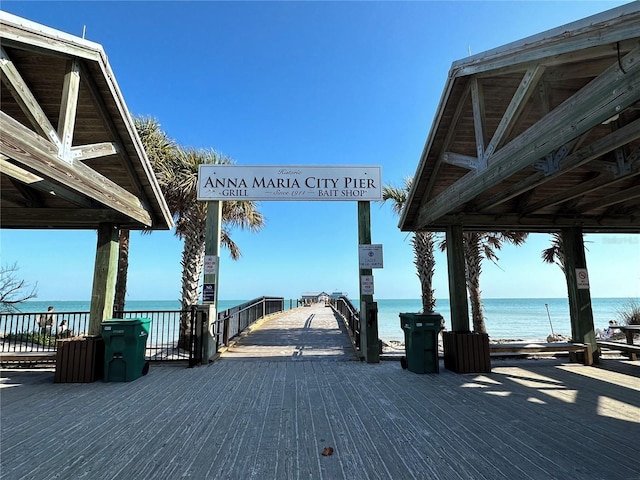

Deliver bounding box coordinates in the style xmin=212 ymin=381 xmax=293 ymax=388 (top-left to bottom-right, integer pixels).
xmin=399 ymin=313 xmax=443 ymax=373
xmin=102 ymin=318 xmax=151 ymax=382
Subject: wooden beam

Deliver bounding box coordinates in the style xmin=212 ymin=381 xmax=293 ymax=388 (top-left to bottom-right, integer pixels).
xmin=0 ymin=208 xmax=131 ymax=228
xmin=475 ymin=121 xmax=640 ymax=211
xmin=445 ymin=225 xmax=470 ymax=332
xmin=0 ymin=46 xmax=62 ymax=150
xmin=415 ymin=47 xmax=640 ymax=230
xmin=1 ymin=155 xmax=97 ymax=207
xmin=88 ymin=223 xmax=119 ymax=336
xmin=419 ymin=81 xmax=473 ymax=205
xmin=452 ymin=7 xmax=640 ymax=77
xmin=525 ymin=138 xmax=640 ymax=213
xmin=485 ymin=65 xmax=546 ymax=162
xmin=0 ymin=18 xmax=103 ymax=63
xmin=561 ymin=227 xmax=598 ymax=361
xmin=579 ymin=184 xmax=640 ymax=213
xmin=418 ymin=212 xmax=640 ymax=232
xmin=77 ymin=62 xmax=143 ymax=193
xmin=57 ymin=59 xmax=81 ymax=163
xmin=0 ymin=110 xmax=152 ymax=226
xmin=358 ymin=201 xmax=379 ymax=363
xmin=440 ymin=152 xmax=479 ymax=170
xmin=71 ymin=142 xmax=120 ymax=161
xmin=470 ymin=78 xmax=486 ymax=169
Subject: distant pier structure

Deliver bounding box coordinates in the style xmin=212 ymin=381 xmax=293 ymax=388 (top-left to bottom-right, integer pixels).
xmin=300 ymin=291 xmax=348 ymax=306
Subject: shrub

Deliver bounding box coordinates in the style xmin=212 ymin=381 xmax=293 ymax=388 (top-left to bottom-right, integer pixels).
xmin=616 ymin=299 xmax=640 ymax=326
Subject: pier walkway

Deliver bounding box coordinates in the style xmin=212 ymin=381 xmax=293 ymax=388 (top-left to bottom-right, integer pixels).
xmin=220 ymin=303 xmax=357 ymax=361
xmin=1 ymin=304 xmax=639 ymax=479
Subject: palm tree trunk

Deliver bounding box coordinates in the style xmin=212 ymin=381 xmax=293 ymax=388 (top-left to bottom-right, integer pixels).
xmin=464 ymin=232 xmax=487 ymax=334
xmin=178 ymin=217 xmax=206 ymax=349
xmin=113 ymin=229 xmax=130 ymax=315
xmin=412 ymin=231 xmax=436 ymax=312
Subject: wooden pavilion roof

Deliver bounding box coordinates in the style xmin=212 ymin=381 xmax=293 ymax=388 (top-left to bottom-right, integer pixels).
xmin=0 ymin=12 xmax=173 ymax=230
xmin=400 ymin=3 xmax=640 ymax=234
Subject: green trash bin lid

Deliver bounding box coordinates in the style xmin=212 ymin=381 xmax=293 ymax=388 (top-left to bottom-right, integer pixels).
xmin=399 ymin=312 xmax=443 ymax=329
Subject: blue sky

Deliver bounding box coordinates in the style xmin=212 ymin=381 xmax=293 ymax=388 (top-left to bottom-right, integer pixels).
xmin=2 ymin=1 xmax=638 ymax=302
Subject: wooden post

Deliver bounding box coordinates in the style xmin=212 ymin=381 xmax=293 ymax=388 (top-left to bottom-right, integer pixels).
xmin=446 ymin=225 xmax=470 ymax=332
xmin=88 ymin=223 xmax=119 ymax=336
xmin=201 ymin=200 xmax=222 ymax=363
xmin=358 ymin=201 xmax=379 ymax=363
xmin=562 ymin=227 xmax=598 ymax=363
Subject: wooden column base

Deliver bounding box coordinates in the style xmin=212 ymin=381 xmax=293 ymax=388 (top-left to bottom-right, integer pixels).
xmin=54 ymin=336 xmax=104 ymax=383
xmin=443 ymin=331 xmax=491 ymax=373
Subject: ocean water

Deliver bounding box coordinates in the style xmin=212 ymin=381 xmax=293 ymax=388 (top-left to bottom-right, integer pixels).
xmin=377 ymin=297 xmax=638 ymax=342
xmin=13 ymin=297 xmax=638 ymax=342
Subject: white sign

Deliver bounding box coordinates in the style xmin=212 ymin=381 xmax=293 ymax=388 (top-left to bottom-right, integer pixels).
xmin=361 ymin=275 xmax=374 ymax=295
xmin=576 ymin=268 xmax=590 ymax=289
xmin=197 ymin=165 xmax=382 ymax=201
xmin=359 ymin=244 xmax=383 ymax=269
xmin=204 ymin=255 xmax=218 ymax=275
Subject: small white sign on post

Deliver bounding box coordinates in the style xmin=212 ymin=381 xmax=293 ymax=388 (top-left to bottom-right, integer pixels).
xmin=576 ymin=268 xmax=590 ymax=289
xmin=204 ymin=255 xmax=218 ymax=275
xmin=358 ymin=244 xmax=383 ymax=269
xmin=361 ymin=275 xmax=374 ymax=295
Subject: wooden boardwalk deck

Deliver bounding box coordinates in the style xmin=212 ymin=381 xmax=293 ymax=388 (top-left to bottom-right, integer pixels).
xmin=2 ymin=304 xmax=639 ymax=480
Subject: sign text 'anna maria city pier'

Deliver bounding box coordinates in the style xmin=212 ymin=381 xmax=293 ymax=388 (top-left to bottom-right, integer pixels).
xmin=197 ymin=165 xmax=382 ymax=201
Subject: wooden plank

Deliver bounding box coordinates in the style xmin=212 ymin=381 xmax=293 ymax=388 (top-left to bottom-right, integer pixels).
xmin=597 ymin=340 xmax=640 ymax=361
xmin=596 ymin=341 xmax=640 ymax=353
xmin=490 ymin=342 xmax=592 ymax=365
xmin=0 ymin=352 xmax=56 ymax=363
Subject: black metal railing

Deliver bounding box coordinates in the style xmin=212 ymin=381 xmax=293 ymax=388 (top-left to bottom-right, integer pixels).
xmin=112 ymin=308 xmax=195 ymax=362
xmin=333 ymin=295 xmax=360 ymax=351
xmin=1 ymin=297 xmax=285 ymax=365
xmin=0 ymin=311 xmax=90 ymax=363
xmin=214 ymin=296 xmax=284 ymax=352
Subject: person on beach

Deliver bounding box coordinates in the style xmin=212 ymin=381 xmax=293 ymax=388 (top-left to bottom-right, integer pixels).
xmin=36 ymin=306 xmax=56 ymax=335
xmin=595 ymin=320 xmax=617 ymax=339
xmin=56 ymin=319 xmax=68 ymax=336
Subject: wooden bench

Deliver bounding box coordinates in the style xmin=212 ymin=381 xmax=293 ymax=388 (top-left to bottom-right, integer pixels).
xmin=0 ymin=351 xmax=57 ymax=365
xmin=596 ymin=341 xmax=640 ymax=361
xmin=490 ymin=342 xmax=593 ymax=365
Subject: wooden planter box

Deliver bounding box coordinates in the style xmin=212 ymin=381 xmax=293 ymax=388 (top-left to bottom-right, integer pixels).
xmin=54 ymin=336 xmax=105 ymax=383
xmin=443 ymin=331 xmax=491 ymax=373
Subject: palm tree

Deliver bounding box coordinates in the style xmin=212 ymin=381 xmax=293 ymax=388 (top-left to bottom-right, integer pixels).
xmin=382 ymin=178 xmax=436 ymax=312
xmin=541 ymin=232 xmax=565 ymax=272
xmin=114 ymin=117 xmax=178 ymax=311
xmin=440 ymin=231 xmax=529 ymax=334
xmin=158 ymin=146 xmax=265 ymax=344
